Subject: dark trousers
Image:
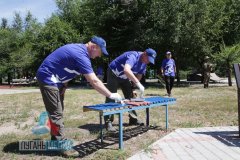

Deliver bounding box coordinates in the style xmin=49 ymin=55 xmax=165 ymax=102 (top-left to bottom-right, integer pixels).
xmin=104 ymin=68 xmax=137 ymax=123
xmin=164 ymin=76 xmax=175 ymax=94
xmin=203 ymin=72 xmax=210 ymax=88
xmin=38 ymin=80 xmax=65 ymax=140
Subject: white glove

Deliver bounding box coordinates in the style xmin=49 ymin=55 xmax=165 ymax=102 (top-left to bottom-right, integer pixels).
xmin=136 ymin=82 xmax=145 ymax=98
xmin=109 ymin=93 xmax=122 ymax=102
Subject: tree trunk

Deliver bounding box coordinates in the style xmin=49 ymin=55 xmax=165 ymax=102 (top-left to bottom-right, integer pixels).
xmin=175 ymin=58 xmax=180 ymax=86
xmin=7 ymin=72 xmax=11 ymax=85
xmin=176 ymin=68 xmax=180 ymax=86
xmin=0 ymin=75 xmax=2 ymax=85
xmin=227 ymin=62 xmax=232 ymax=86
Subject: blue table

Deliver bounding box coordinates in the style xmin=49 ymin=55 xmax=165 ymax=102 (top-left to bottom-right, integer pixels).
xmin=83 ymin=96 xmax=176 ymax=149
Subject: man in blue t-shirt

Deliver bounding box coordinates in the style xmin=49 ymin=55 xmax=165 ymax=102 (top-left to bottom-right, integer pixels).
xmin=104 ymin=48 xmax=157 ymax=131
xmin=161 ymin=51 xmax=176 ymax=97
xmin=36 ymin=36 xmax=122 ymax=157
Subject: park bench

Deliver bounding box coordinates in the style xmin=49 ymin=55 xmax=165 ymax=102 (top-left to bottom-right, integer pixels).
xmin=233 ymin=63 xmax=240 ymax=137
xmin=83 ymin=96 xmax=176 ymax=149
xmin=10 ymin=78 xmax=34 ymax=87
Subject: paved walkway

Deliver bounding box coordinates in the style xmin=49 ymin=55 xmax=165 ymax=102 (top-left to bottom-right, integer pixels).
xmin=128 ymin=126 xmax=240 ymax=160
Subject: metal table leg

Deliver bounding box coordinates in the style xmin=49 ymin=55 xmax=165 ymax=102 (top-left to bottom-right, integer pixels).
xmin=119 ymin=112 xmax=123 ymax=149
xmin=165 ymin=104 xmax=168 ymax=129
xmin=99 ymin=113 xmax=103 ymax=143
xmin=146 ymin=108 xmax=150 ymax=126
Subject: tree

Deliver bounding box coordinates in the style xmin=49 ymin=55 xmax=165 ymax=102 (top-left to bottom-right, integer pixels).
xmin=33 ymin=15 xmax=79 ymax=71
xmin=8 ymin=12 xmax=42 ymax=79
xmin=214 ymin=43 xmax=240 ymax=86
xmin=55 ymin=0 xmax=142 ymax=65
xmin=1 ymin=18 xmax=8 ymax=29
xmin=222 ymin=0 xmax=240 ymax=45
xmin=12 ymin=12 xmax=23 ymax=32
xmin=0 ymin=28 xmax=19 ymax=84
xmin=1 ymin=0 xmax=239 ymax=84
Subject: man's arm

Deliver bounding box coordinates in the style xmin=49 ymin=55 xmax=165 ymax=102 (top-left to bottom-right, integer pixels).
xmin=161 ymin=67 xmax=164 ymax=76
xmin=124 ymin=64 xmax=140 ymax=83
xmin=131 ymin=74 xmax=143 ymax=88
xmin=136 ymin=74 xmax=143 ymax=81
xmin=173 ymin=60 xmax=177 ymax=73
xmin=60 ymin=82 xmax=68 ymax=95
xmin=84 ymin=73 xmax=111 ymax=97
xmin=124 ymin=64 xmax=144 ymax=97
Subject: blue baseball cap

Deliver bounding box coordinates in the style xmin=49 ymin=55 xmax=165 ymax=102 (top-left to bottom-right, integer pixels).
xmin=91 ymin=36 xmax=109 ymax=56
xmin=145 ymin=48 xmax=157 ymax=64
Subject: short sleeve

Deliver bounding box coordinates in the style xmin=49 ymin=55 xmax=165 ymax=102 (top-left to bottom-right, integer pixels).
xmin=125 ymin=53 xmax=138 ymax=68
xmin=172 ymin=59 xmax=176 ymax=67
xmin=75 ymin=56 xmax=94 ymax=74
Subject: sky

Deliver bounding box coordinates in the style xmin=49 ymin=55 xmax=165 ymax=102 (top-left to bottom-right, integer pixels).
xmin=0 ymin=0 xmax=58 ymax=24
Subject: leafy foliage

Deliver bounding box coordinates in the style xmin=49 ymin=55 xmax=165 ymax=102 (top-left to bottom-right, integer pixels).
xmin=32 ymin=15 xmax=79 ymax=71
xmin=0 ymin=0 xmax=240 ymax=82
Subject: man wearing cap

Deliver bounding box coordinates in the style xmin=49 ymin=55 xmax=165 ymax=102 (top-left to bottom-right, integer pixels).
xmin=161 ymin=51 xmax=176 ymax=97
xmin=36 ymin=36 xmax=122 ymax=157
xmin=104 ymin=48 xmax=157 ymax=131
xmin=203 ymin=56 xmax=213 ymax=88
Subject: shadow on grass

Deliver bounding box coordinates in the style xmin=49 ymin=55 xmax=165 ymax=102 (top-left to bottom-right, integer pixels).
xmin=2 ymin=139 xmax=61 ymax=157
xmin=3 ymin=125 xmax=163 ymax=158
xmin=79 ymin=123 xmax=102 ymax=134
xmin=194 ymin=130 xmax=240 ymax=147
xmin=75 ymin=124 xmax=161 ymax=158
xmin=145 ymin=81 xmax=195 ymax=88
xmin=145 ymin=93 xmax=163 ymax=97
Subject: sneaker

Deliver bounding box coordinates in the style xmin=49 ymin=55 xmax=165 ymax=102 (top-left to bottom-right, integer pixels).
xmin=105 ymin=121 xmax=116 ymax=132
xmin=47 ymin=139 xmax=79 ymax=158
xmin=129 ymin=118 xmax=144 ymax=126
xmin=164 ymin=93 xmax=169 ymax=97
xmin=60 ymin=149 xmax=79 ymax=158
xmin=128 ymin=111 xmax=138 ymax=119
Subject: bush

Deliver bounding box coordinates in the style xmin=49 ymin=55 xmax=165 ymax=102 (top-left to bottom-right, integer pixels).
xmin=179 ymin=70 xmax=192 ymax=79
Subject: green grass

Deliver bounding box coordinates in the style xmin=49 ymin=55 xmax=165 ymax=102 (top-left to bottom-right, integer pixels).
xmin=0 ymin=85 xmax=238 ymax=159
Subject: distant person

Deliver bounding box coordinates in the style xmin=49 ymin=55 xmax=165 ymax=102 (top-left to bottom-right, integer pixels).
xmin=161 ymin=51 xmax=176 ymax=97
xmin=203 ymin=56 xmax=213 ymax=88
xmin=96 ymin=66 xmax=104 ymax=82
xmin=104 ymin=48 xmax=157 ymax=131
xmin=36 ymin=36 xmax=122 ymax=157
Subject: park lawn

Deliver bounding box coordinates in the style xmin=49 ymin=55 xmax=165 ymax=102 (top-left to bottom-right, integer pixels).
xmin=0 ymin=85 xmax=238 ymax=159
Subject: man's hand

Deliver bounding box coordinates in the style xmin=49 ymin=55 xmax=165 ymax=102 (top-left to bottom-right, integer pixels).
xmin=109 ymin=93 xmax=122 ymax=102
xmin=60 ymin=86 xmax=67 ymax=96
xmin=132 ymin=90 xmax=137 ymax=98
xmin=136 ymin=82 xmax=144 ymax=98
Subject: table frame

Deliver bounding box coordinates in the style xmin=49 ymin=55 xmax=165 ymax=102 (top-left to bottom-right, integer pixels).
xmin=83 ymin=97 xmax=176 ymax=149
xmin=84 ymin=97 xmax=176 ymax=149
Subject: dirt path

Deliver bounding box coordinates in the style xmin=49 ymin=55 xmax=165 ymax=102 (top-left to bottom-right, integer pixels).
xmin=0 ymin=118 xmax=35 ymax=136
xmin=0 ymin=88 xmax=40 ymax=95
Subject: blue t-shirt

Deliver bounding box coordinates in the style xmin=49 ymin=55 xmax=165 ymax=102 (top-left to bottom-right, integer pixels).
xmin=37 ymin=44 xmax=94 ymax=87
xmin=109 ymin=51 xmax=146 ymax=79
xmin=161 ymin=58 xmax=176 ymax=77
xmin=96 ymin=67 xmax=103 ymax=76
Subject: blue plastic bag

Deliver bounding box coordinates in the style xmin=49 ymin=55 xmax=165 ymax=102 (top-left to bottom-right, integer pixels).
xmin=32 ymin=111 xmax=50 ymax=135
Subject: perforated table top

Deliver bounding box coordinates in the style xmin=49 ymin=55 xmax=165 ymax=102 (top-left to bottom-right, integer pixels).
xmin=83 ymin=96 xmax=176 ymax=112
